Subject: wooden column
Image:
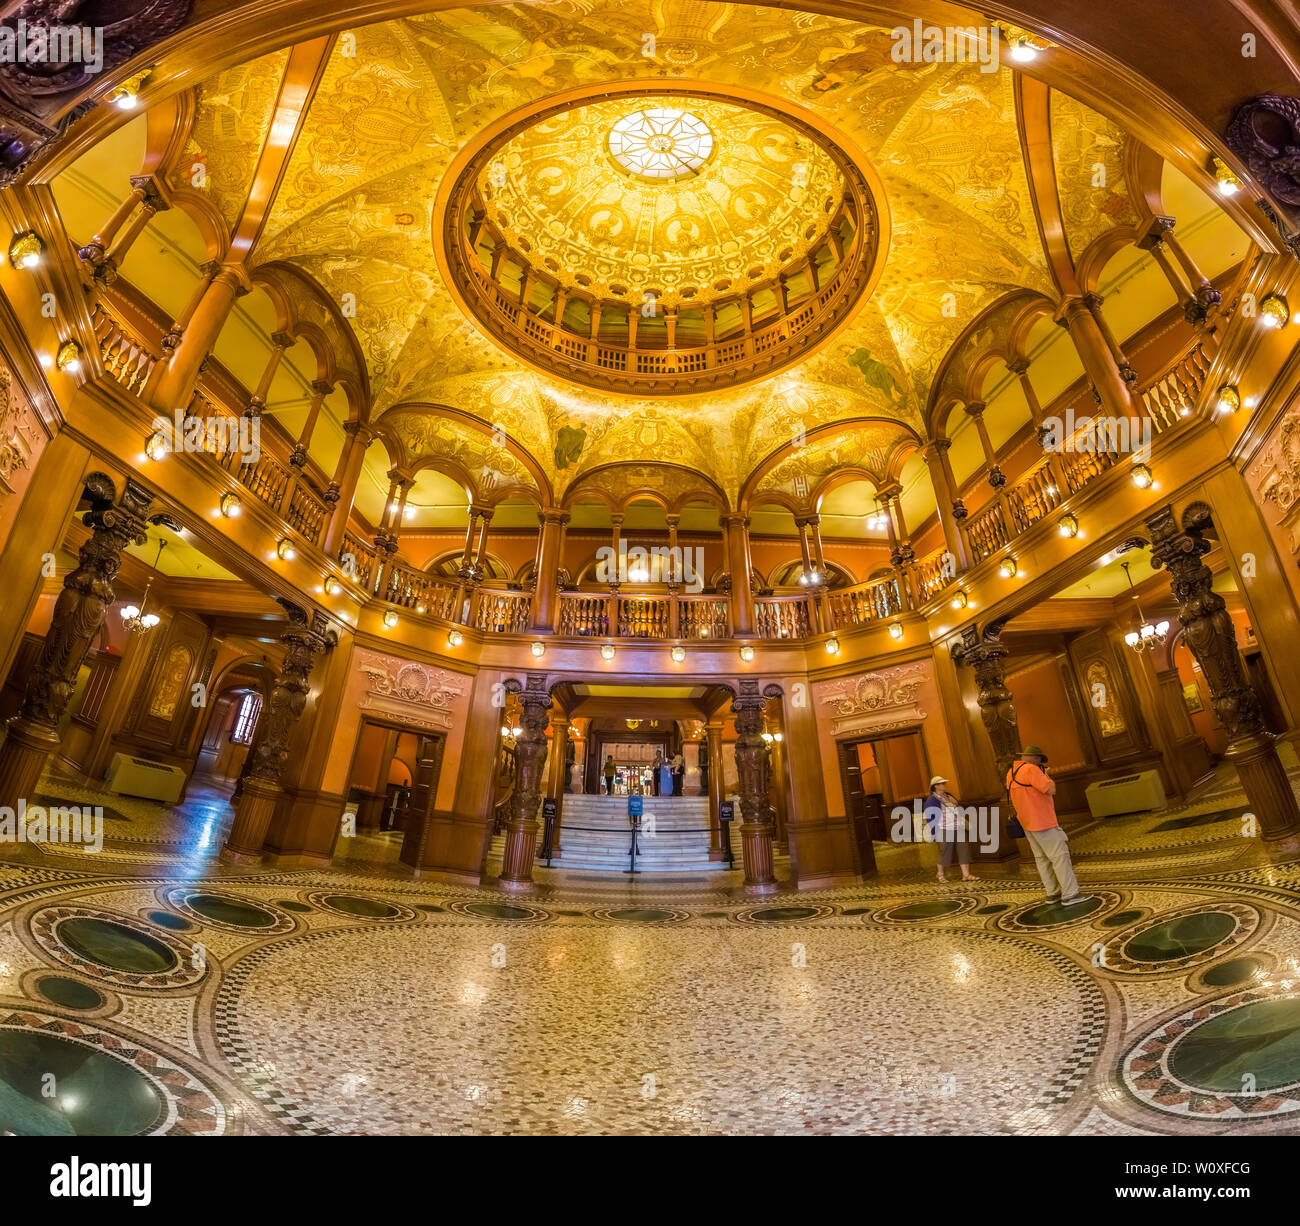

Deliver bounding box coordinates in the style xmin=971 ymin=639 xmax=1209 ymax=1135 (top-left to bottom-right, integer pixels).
xmin=706 ymin=719 xmax=726 ymax=859
xmin=921 ymin=440 xmax=969 ymax=572
xmin=732 ymin=681 xmax=777 ymax=893
xmin=499 ymin=674 xmax=551 ymax=889
xmin=545 ymin=713 xmax=569 ymax=854
xmin=723 ymin=513 xmax=754 ymax=635
xmin=1147 ymin=502 xmax=1300 ymax=842
xmin=531 ymin=508 xmax=567 ymax=632
xmin=159 ymin=261 xmax=220 ymax=354
xmin=148 ymin=263 xmax=252 ymax=412
xmin=322 ymin=422 xmax=370 ymax=557
xmin=0 ymin=476 xmax=154 ymax=820
xmin=1058 ymin=295 xmax=1136 ymax=417
xmin=220 ymin=607 xmax=337 ymax=864
xmin=76 ymin=177 xmax=148 ymax=267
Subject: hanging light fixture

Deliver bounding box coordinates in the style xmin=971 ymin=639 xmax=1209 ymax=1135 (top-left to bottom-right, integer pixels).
xmin=1120 ymin=560 xmax=1170 ymax=653
xmin=121 ymin=539 xmax=166 ymax=634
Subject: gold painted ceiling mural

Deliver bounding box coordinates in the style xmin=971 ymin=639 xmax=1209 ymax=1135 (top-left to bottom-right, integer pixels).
xmin=139 ymin=0 xmax=1169 ymax=513
xmin=479 ymin=94 xmax=844 ymax=307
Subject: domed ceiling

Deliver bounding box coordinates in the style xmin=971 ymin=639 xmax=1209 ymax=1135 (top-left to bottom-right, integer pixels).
xmin=478 ymin=93 xmax=845 ymax=306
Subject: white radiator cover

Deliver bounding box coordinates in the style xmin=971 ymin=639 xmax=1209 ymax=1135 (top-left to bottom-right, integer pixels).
xmin=1085 ymin=769 xmax=1166 ymax=818
xmin=106 ymin=753 xmax=186 ymax=804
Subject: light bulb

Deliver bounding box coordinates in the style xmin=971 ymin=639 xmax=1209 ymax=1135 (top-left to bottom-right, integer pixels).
xmin=1009 ymin=40 xmax=1037 ymax=62
xmin=671 ymin=646 xmax=685 ymax=662
xmin=888 ymin=622 xmax=904 ymax=640
xmin=383 ymin=610 xmax=399 ymax=628
xmin=826 ymin=637 xmax=840 ymax=654
xmin=141 ymin=613 xmax=160 ymax=628
xmin=144 ymin=431 xmax=169 ymax=461
xmin=277 ymin=539 xmax=297 ymax=561
xmin=601 ymin=643 xmax=615 ymax=660
xmin=220 ymin=493 xmax=241 ymax=518
xmin=1131 ymin=464 xmax=1153 ymax=489
xmin=324 ymin=577 xmax=341 ymax=596
xmin=1059 ymin=514 xmax=1079 ymax=538
xmin=739 ymin=645 xmax=755 ymax=662
xmin=1216 ymin=384 xmax=1240 ymax=413
xmin=530 ymin=641 xmax=545 ymax=657
xmin=1261 ymin=294 xmax=1289 ymax=329
xmin=448 ymin=630 xmax=464 ymax=647
xmin=120 ymin=605 xmax=140 ymax=620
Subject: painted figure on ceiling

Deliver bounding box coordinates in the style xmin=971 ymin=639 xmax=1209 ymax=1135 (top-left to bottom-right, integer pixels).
xmin=847 ymin=347 xmax=906 ymax=405
xmin=555 ymin=424 xmax=587 ymax=470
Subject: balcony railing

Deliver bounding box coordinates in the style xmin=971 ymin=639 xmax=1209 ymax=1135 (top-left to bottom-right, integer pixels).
xmin=755 ymin=594 xmax=815 ymax=640
xmin=828 ymin=575 xmax=903 ymax=630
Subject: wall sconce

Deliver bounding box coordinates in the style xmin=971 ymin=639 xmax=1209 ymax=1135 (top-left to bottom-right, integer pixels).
xmin=825 ymin=637 xmax=840 ymax=655
xmin=530 ymin=641 xmax=545 ymax=657
xmin=105 ymin=69 xmax=150 ymax=110
xmin=739 ymin=644 xmax=755 ymax=662
xmin=888 ymin=622 xmax=904 ymax=641
xmin=601 ymin=643 xmax=616 ymax=660
xmin=382 ymin=609 xmax=399 ymax=629
xmin=276 ymin=538 xmax=296 ymax=561
xmin=324 ymin=576 xmax=342 ymax=596
xmin=951 ymin=590 xmax=969 ymax=610
xmin=1211 ymin=156 xmax=1242 ymax=195
xmin=1131 ymin=463 xmax=1154 ymax=489
xmin=447 ymin=629 xmax=464 ymax=647
xmin=219 ymin=492 xmax=242 ymax=518
xmin=55 ymin=340 xmax=82 ymax=373
xmin=144 ymin=431 xmax=169 ymax=461
xmin=1058 ymin=513 xmax=1079 ymax=538
xmin=671 ymin=645 xmax=686 ymax=663
xmin=1215 ymin=384 xmax=1240 ymax=413
xmin=416 ymin=603 xmax=426 ymax=615
xmin=998 ymin=557 xmax=1018 ymax=579
xmin=8 ymin=230 xmax=43 ymax=269
xmin=1260 ymin=294 xmax=1290 ymax=329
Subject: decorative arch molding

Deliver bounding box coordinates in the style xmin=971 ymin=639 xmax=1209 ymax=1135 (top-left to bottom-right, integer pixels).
xmin=251 ymin=261 xmax=371 ymax=420
xmin=811 ymin=465 xmax=886 ymax=511
xmin=424 ymin=548 xmax=513 ymax=582
xmin=369 ymin=402 xmax=552 ymax=508
xmin=768 ymin=557 xmax=857 ymax=588
xmin=560 ymin=462 xmax=729 ymax=515
xmin=1075 ymin=225 xmax=1143 ymax=297
xmin=739 ymin=416 xmax=923 ymax=514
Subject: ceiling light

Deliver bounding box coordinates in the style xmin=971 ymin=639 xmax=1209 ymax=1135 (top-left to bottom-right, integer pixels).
xmin=276 ymin=538 xmax=296 ymax=561
xmin=825 ymin=637 xmax=840 ymax=655
xmin=220 ymin=492 xmax=241 ymax=518
xmin=1131 ymin=463 xmax=1154 ymax=489
xmin=383 ymin=609 xmax=399 ymax=628
xmin=1216 ymin=384 xmax=1240 ymax=413
xmin=144 ymin=431 xmax=169 ymax=461
xmin=998 ymin=557 xmax=1017 ymax=579
xmin=448 ymin=629 xmax=464 ymax=647
xmin=671 ymin=645 xmax=686 ymax=662
xmin=1059 ymin=513 xmax=1079 ymax=538
xmin=888 ymin=622 xmax=903 ymax=640
xmin=739 ymin=644 xmax=755 ymax=662
xmin=530 ymin=641 xmax=545 ymax=657
xmin=601 ymin=643 xmax=616 ymax=660
xmin=8 ymin=230 xmax=43 ymax=269
xmin=1212 ymin=156 xmax=1242 ymax=196
xmin=55 ymin=340 xmax=82 ymax=373
xmin=1261 ymin=294 xmax=1289 ymax=329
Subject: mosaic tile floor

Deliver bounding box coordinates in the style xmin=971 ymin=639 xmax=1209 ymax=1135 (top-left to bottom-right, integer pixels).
xmin=1 ymin=765 xmax=1298 ymax=1135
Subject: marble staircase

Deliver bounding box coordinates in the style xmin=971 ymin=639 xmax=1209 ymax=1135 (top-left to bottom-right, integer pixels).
xmin=547 ymin=792 xmax=723 ymax=871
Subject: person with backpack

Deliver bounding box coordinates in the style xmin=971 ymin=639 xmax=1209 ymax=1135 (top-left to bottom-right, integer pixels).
xmin=603 ymin=755 xmax=617 ymax=795
xmin=1006 ymin=745 xmax=1090 ymax=907
xmin=923 ymin=775 xmax=978 ymax=884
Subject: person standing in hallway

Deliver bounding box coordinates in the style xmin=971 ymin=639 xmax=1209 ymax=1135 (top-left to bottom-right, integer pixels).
xmin=671 ymin=749 xmax=684 ymax=796
xmin=1006 ymin=745 xmax=1089 ymax=907
xmin=652 ymin=750 xmax=663 ymax=796
xmin=923 ymin=775 xmax=977 ymax=884
xmin=604 ymin=754 xmax=617 ymax=795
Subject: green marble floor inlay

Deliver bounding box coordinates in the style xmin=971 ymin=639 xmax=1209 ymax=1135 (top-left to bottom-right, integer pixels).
xmin=975 ymin=904 xmax=1009 ymax=915
xmin=33 ymin=795 xmax=130 ymax=824
xmin=1123 ymin=911 xmax=1236 ymax=963
xmin=750 ymin=907 xmax=819 ymax=921
xmin=606 ymin=909 xmax=676 ymax=922
xmin=324 ymin=895 xmax=401 ymax=918
xmin=187 ymin=894 xmax=279 ymax=928
xmin=276 ymin=900 xmax=313 ymax=912
xmin=0 ymin=1030 xmax=164 ymax=1135
xmin=1100 ymin=909 xmax=1145 ymax=928
xmin=414 ymin=904 xmax=445 ymax=913
xmin=35 ymin=976 xmax=104 ymax=1011
xmin=147 ymin=910 xmax=191 ymax=931
xmin=1203 ymin=958 xmax=1263 ymax=988
xmin=890 ymin=900 xmax=962 ymax=920
xmin=1169 ymin=997 xmax=1300 ymax=1093
xmin=1018 ymin=897 xmax=1103 ymax=926
xmin=58 ymin=918 xmax=177 ymax=975
xmin=841 ymin=907 xmax=872 ymax=915
xmin=1149 ymin=810 xmax=1236 ymax=833
xmin=463 ymin=902 xmax=535 ymax=920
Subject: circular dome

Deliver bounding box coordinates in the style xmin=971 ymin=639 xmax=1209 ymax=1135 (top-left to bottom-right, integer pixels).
xmin=440 ymin=88 xmax=879 ymax=395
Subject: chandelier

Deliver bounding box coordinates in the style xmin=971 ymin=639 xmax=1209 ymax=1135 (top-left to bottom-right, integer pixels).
xmin=121 ymin=540 xmax=166 ymax=634
xmin=1120 ymin=560 xmax=1169 ymax=653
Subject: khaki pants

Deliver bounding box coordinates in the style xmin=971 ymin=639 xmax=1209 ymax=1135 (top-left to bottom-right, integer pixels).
xmin=1022 ymin=825 xmax=1079 ymax=900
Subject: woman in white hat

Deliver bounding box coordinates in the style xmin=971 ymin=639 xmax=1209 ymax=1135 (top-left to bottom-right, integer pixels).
xmin=922 ymin=775 xmax=977 ymax=884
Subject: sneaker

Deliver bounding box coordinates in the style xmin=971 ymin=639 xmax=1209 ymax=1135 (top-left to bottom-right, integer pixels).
xmin=1044 ymin=895 xmax=1061 ymax=904
xmin=1061 ymin=894 xmax=1093 ymax=907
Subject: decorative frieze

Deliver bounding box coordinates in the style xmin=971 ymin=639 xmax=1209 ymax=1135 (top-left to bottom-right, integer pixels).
xmin=818 ymin=664 xmax=927 ymax=735
xmin=354 ymin=649 xmax=469 ymax=731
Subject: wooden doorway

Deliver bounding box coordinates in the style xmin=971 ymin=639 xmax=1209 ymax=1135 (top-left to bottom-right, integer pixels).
xmin=342 ymin=718 xmax=446 ymax=853
xmin=836 ymin=728 xmax=930 ymax=870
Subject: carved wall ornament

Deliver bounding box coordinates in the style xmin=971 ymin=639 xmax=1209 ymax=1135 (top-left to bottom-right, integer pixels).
xmin=354 ymin=649 xmax=469 ymax=730
xmin=818 ymin=664 xmax=927 ymax=735
xmin=0 ymin=357 xmax=38 ymax=492
xmin=1225 ymin=94 xmax=1300 ymax=222
xmin=1250 ymin=404 xmax=1300 ymax=554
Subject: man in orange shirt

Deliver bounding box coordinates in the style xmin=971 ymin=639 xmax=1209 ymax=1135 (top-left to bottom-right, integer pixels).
xmin=1006 ymin=745 xmax=1089 ymax=907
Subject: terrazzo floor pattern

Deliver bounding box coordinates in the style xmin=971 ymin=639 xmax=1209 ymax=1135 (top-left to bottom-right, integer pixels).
xmin=2 ymin=767 xmax=1299 ymax=1135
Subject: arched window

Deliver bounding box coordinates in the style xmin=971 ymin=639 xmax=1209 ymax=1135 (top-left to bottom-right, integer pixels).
xmin=231 ymin=693 xmax=262 ymax=745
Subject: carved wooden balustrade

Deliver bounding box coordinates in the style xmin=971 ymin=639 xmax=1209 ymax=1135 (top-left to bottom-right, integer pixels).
xmin=557 ymin=592 xmax=611 ymax=637
xmin=383 ymin=561 xmax=462 ymax=619
xmin=827 ymin=575 xmax=903 ymax=629
xmin=90 ymin=300 xmax=158 ymax=395
xmin=472 ymin=588 xmax=533 ymax=633
xmin=754 ymin=594 xmax=815 ymax=640
xmin=677 ymin=595 xmax=730 ymax=639
xmin=340 ymin=532 xmax=379 ymax=591
xmin=913 ymin=547 xmax=955 ymax=603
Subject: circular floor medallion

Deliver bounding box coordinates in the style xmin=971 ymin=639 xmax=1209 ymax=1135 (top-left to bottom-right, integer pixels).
xmin=35 ymin=976 xmax=104 ymax=1011
xmin=163 ymin=889 xmax=293 ymax=934
xmin=306 ymin=893 xmax=417 ymax=923
xmin=1123 ymin=988 xmax=1300 ymax=1119
xmin=589 ymin=907 xmax=690 ymax=924
xmin=0 ymin=1011 xmax=228 ymax=1135
xmin=275 ymin=899 xmax=313 ymax=912
xmin=997 ymin=892 xmax=1120 ymax=933
xmin=1099 ymin=904 xmax=1258 ymax=976
xmin=1201 ymin=957 xmax=1264 ymax=989
xmin=869 ymin=896 xmax=980 ymax=925
xmin=730 ymin=904 xmax=838 ymax=925
xmin=31 ymin=906 xmax=206 ymax=989
xmin=1099 ymin=909 xmax=1145 ymax=928
xmin=447 ymin=900 xmax=551 ymax=924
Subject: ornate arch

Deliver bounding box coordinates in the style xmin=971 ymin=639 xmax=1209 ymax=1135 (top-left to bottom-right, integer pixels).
xmin=560 ymin=462 xmax=729 ymax=515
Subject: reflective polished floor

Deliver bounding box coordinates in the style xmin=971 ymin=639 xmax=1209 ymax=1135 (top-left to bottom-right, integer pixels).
xmin=1 ymin=764 xmax=1298 ymax=1135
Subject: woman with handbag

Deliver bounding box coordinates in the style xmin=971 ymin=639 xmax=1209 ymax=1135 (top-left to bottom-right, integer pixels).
xmin=922 ymin=775 xmax=978 ymax=884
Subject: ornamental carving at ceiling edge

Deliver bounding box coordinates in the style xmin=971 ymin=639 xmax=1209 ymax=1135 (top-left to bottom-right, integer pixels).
xmin=355 ymin=649 xmax=469 ymax=730
xmin=818 ymin=664 xmax=927 ymax=733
